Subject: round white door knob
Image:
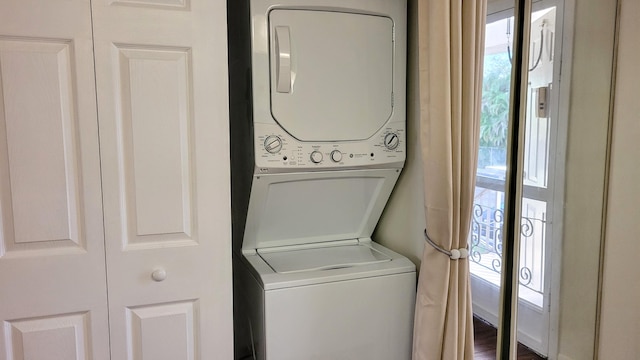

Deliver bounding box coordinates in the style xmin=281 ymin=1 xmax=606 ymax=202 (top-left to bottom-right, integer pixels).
xmin=151 ymin=269 xmax=167 ymax=282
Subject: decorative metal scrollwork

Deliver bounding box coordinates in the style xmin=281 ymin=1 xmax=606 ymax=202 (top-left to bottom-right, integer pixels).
xmin=521 ymin=217 xmax=535 ymax=237
xmin=469 ymin=202 xmax=546 ymax=295
xmin=519 ymin=266 xmax=533 ymax=286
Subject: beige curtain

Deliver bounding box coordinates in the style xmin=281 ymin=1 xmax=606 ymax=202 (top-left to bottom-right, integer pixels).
xmin=412 ymin=0 xmax=487 ymax=359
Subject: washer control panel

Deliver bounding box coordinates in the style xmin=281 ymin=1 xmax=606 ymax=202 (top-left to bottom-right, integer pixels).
xmin=254 ymin=123 xmax=405 ymax=171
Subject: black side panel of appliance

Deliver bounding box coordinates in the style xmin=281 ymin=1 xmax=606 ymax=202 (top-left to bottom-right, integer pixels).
xmin=227 ymin=0 xmax=255 ymax=358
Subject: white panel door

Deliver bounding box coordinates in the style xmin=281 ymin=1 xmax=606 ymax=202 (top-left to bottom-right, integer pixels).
xmin=90 ymin=0 xmax=233 ymax=358
xmin=0 ymin=0 xmax=109 ymax=359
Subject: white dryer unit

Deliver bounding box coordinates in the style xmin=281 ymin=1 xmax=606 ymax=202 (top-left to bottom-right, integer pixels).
xmin=227 ymin=0 xmax=413 ymax=359
xmin=249 ymin=1 xmax=407 ymax=172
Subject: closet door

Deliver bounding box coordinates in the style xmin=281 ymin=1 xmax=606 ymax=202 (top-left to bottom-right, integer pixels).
xmin=0 ymin=0 xmax=110 ymax=359
xmin=90 ymin=0 xmax=233 ymax=359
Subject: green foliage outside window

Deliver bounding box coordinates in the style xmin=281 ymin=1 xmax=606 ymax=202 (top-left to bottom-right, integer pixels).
xmin=480 ymin=52 xmax=511 ymax=148
xmin=478 ymin=52 xmax=511 ymax=170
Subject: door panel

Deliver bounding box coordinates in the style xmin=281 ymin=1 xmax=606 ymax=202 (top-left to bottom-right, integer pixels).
xmin=0 ymin=39 xmax=83 ymax=253
xmin=114 ymin=45 xmax=197 ymax=249
xmin=269 ymin=10 xmax=393 ymax=142
xmin=5 ymin=313 xmax=91 ymax=360
xmin=0 ymin=1 xmax=109 ymax=359
xmin=91 ymin=0 xmax=233 ymax=358
xmin=126 ymin=301 xmax=197 ymax=360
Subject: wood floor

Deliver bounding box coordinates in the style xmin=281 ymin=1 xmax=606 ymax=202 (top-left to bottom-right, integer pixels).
xmin=474 ymin=317 xmax=546 ymax=360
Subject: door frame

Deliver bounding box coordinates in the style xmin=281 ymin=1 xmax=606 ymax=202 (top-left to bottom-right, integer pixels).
xmin=471 ymin=0 xmax=571 ymax=356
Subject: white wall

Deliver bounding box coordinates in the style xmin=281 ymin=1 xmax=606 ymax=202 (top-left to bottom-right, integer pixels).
xmin=598 ymin=0 xmax=640 ymax=358
xmin=556 ymin=1 xmax=617 ymax=359
xmin=373 ymin=0 xmax=425 ymax=266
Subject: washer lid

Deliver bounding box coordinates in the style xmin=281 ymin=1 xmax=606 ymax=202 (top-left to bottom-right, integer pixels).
xmin=242 ymin=169 xmax=400 ymax=251
xmin=269 ymin=10 xmax=394 ymax=141
xmin=259 ymin=244 xmax=391 ymax=274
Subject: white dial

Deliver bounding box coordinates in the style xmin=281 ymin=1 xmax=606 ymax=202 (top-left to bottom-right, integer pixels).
xmin=330 ymin=150 xmax=343 ymax=163
xmin=384 ymin=133 xmax=400 ymax=150
xmin=264 ymin=135 xmax=283 ymax=154
xmin=310 ymin=151 xmax=323 ymax=164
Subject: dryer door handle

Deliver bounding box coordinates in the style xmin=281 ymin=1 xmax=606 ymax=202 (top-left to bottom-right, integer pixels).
xmin=275 ymin=26 xmax=292 ymax=93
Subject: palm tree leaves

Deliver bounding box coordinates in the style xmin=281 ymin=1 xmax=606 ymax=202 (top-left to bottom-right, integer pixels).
xmin=480 ymin=53 xmax=511 ymax=148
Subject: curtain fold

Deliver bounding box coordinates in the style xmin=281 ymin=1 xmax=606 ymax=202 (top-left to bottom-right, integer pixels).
xmin=412 ymin=0 xmax=487 ymax=359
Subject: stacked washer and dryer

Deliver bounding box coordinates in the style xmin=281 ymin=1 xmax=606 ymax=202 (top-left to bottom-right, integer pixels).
xmin=228 ymin=0 xmax=415 ymax=359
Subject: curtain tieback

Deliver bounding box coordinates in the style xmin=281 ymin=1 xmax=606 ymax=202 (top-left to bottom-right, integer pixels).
xmin=423 ymin=229 xmax=469 ymax=260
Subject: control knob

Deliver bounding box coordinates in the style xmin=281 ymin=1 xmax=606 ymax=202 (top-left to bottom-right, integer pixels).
xmin=264 ymin=135 xmax=283 ymax=154
xmin=330 ymin=150 xmax=343 ymax=163
xmin=384 ymin=133 xmax=400 ymax=150
xmin=310 ymin=151 xmax=323 ymax=164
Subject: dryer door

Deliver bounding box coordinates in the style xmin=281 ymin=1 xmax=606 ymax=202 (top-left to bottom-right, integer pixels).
xmin=269 ymin=10 xmax=394 ymax=142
